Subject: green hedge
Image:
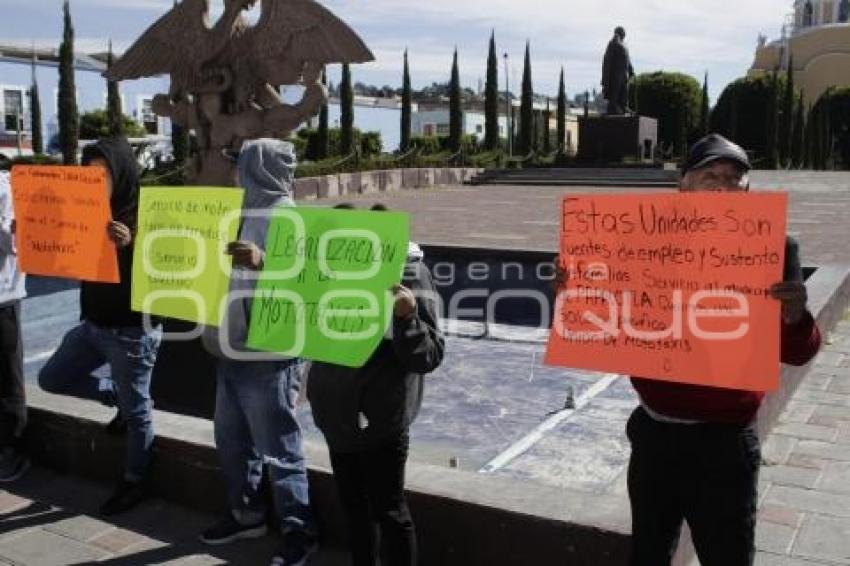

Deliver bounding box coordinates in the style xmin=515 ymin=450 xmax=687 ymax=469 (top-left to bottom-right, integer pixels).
xmin=410 ymin=134 xmax=479 ymax=155
xmin=0 ymin=154 xmax=62 ymax=171
xmin=296 ymin=128 xmax=383 ymax=161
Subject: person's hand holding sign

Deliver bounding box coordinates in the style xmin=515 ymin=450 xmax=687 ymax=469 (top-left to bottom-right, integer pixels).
xmin=227 ymin=241 xmax=264 ymax=270
xmin=107 ymin=221 xmax=132 ymax=249
xmin=770 ymin=281 xmax=808 ymax=325
xmin=392 ymin=284 xmax=417 ymax=320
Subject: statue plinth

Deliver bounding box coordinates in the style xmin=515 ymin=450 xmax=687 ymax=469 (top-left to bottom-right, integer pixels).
xmin=577 ymin=115 xmax=658 ymax=164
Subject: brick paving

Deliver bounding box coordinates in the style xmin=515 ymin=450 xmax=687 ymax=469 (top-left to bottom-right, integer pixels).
xmin=0 ymin=467 xmax=345 ymax=565
xmin=756 ymin=310 xmax=850 ymax=565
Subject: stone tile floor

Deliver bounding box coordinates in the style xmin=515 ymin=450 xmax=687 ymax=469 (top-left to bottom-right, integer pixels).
xmin=0 ymin=467 xmax=345 ymax=565
xmin=756 ymin=310 xmax=850 ymax=565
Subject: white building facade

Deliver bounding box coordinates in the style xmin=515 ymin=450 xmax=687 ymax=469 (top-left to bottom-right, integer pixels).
xmin=0 ymin=44 xmax=170 ymax=159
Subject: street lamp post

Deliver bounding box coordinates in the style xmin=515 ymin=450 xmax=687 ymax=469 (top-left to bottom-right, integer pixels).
xmin=504 ymin=52 xmax=512 ymax=157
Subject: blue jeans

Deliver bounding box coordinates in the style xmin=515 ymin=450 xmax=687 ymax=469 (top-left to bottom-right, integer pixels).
xmin=38 ymin=321 xmax=161 ymax=482
xmin=214 ymin=358 xmax=314 ymax=538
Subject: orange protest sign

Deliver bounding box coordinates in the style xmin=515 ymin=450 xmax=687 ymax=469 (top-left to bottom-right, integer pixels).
xmin=11 ymin=165 xmax=119 ymax=283
xmin=545 ymin=191 xmax=788 ymax=392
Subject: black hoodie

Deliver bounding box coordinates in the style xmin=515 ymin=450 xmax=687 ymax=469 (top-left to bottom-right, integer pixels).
xmin=307 ymin=259 xmax=445 ymax=453
xmin=79 ymin=138 xmax=144 ymax=328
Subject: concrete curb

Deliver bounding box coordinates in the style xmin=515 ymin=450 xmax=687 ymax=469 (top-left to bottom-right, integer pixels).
xmin=293 ymin=168 xmax=483 ymax=200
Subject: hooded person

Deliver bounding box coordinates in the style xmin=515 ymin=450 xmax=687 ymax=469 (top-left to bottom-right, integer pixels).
xmin=306 ymin=204 xmax=444 ymax=566
xmin=38 ymin=137 xmax=163 ymax=516
xmin=0 ymin=170 xmax=29 ymax=482
xmin=198 ymin=139 xmax=317 ymax=566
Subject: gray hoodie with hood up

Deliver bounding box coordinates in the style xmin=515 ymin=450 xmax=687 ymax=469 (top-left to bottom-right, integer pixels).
xmin=202 ymin=138 xmax=295 ymax=359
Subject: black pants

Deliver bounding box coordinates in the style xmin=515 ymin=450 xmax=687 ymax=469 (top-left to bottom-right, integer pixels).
xmin=0 ymin=303 xmax=26 ymax=450
xmin=626 ymin=406 xmax=760 ymax=566
xmin=329 ymin=432 xmax=417 ymax=566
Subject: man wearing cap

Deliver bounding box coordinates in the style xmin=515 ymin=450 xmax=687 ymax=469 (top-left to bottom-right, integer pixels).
xmin=626 ymin=134 xmax=822 ymax=565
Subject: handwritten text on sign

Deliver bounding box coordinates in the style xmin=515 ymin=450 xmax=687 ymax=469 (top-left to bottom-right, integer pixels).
xmin=246 ymin=208 xmax=410 ymax=368
xmin=131 ymin=187 xmax=244 ymax=326
xmin=544 ymin=192 xmax=788 ymax=391
xmin=10 ymin=165 xmax=118 ymax=282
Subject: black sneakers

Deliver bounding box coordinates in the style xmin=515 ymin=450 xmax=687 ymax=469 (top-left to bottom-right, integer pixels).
xmin=270 ymin=531 xmax=318 ymax=566
xmin=199 ymin=513 xmax=268 ymax=545
xmin=0 ymin=449 xmax=30 ymax=483
xmin=99 ymin=479 xmax=148 ymax=516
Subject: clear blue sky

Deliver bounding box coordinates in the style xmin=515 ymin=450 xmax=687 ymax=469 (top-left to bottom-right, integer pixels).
xmin=0 ymin=0 xmax=791 ymax=103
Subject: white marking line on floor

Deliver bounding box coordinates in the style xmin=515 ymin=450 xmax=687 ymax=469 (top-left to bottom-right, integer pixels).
xmin=478 ymin=373 xmax=621 ymax=474
xmin=24 ymin=349 xmax=56 ymax=365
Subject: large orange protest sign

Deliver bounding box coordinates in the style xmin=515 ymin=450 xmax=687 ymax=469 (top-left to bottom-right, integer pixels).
xmin=545 ymin=192 xmax=788 ymax=392
xmin=10 ymin=166 xmax=119 ymax=283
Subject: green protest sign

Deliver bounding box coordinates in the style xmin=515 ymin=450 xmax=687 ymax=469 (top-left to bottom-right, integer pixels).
xmin=246 ymin=207 xmax=410 ymax=367
xmin=131 ymin=187 xmax=244 ymax=326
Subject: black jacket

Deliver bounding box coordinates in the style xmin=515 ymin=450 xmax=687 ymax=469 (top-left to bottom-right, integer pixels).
xmin=78 ymin=138 xmax=144 ymax=328
xmin=307 ymin=260 xmax=445 ymax=453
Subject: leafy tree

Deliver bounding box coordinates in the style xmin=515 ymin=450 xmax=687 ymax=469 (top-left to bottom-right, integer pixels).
xmin=633 ymin=71 xmax=702 ymax=157
xmin=79 ymin=110 xmax=146 ymax=140
xmin=29 ymin=53 xmax=43 ymax=154
xmin=710 ymin=73 xmax=793 ymax=166
xmin=557 ymin=67 xmax=567 ymax=153
xmin=812 ymin=88 xmax=850 ymax=169
xmin=484 ymin=32 xmax=500 ymax=150
xmin=400 ymin=51 xmax=412 ymax=152
xmin=448 ymin=48 xmax=462 ymax=152
xmin=58 ymin=0 xmax=79 ymax=164
xmin=340 ymin=63 xmax=354 ymax=155
xmin=518 ymin=41 xmax=534 ymax=154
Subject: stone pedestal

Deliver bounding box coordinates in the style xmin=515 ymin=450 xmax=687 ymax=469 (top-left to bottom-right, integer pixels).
xmin=578 ymin=115 xmax=658 ymax=164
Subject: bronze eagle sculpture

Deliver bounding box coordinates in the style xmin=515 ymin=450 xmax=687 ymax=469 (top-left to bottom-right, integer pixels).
xmin=105 ymin=0 xmax=374 ymax=185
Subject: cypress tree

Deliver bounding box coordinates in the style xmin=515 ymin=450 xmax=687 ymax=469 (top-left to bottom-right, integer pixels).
xmin=448 ymin=48 xmax=462 ymax=152
xmin=700 ymin=72 xmax=710 ymax=136
xmin=543 ymin=98 xmax=551 ymax=154
xmin=58 ymin=0 xmax=79 ymax=164
xmin=804 ymin=103 xmax=814 ymax=169
xmin=484 ymin=32 xmax=500 ymax=150
xmin=29 ymin=51 xmax=43 ymax=154
xmin=518 ymin=41 xmax=533 ymax=155
xmin=400 ymin=51 xmax=412 ymax=153
xmin=791 ymin=90 xmax=804 ymax=168
xmin=106 ymin=40 xmax=124 ymax=137
xmin=764 ymin=71 xmax=779 ymax=169
xmin=340 ymin=63 xmax=354 ymax=155
xmin=171 ymin=112 xmax=189 ymax=165
xmin=779 ymin=55 xmax=795 ymax=167
xmin=557 ymin=68 xmax=566 ymax=153
xmin=317 ymin=67 xmax=330 ymax=158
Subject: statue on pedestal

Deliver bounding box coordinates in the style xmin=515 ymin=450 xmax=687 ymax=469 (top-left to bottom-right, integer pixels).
xmin=601 ymin=26 xmax=635 ymax=116
xmin=104 ymin=0 xmax=373 ymax=185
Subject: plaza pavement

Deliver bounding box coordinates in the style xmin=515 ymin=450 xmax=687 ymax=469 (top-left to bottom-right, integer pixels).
xmin=3 ymin=170 xmax=848 ymax=564
xmin=0 ymin=466 xmax=346 ymax=565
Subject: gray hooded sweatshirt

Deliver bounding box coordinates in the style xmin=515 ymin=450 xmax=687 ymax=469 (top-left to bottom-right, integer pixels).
xmin=202 ymin=138 xmax=296 ymax=359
